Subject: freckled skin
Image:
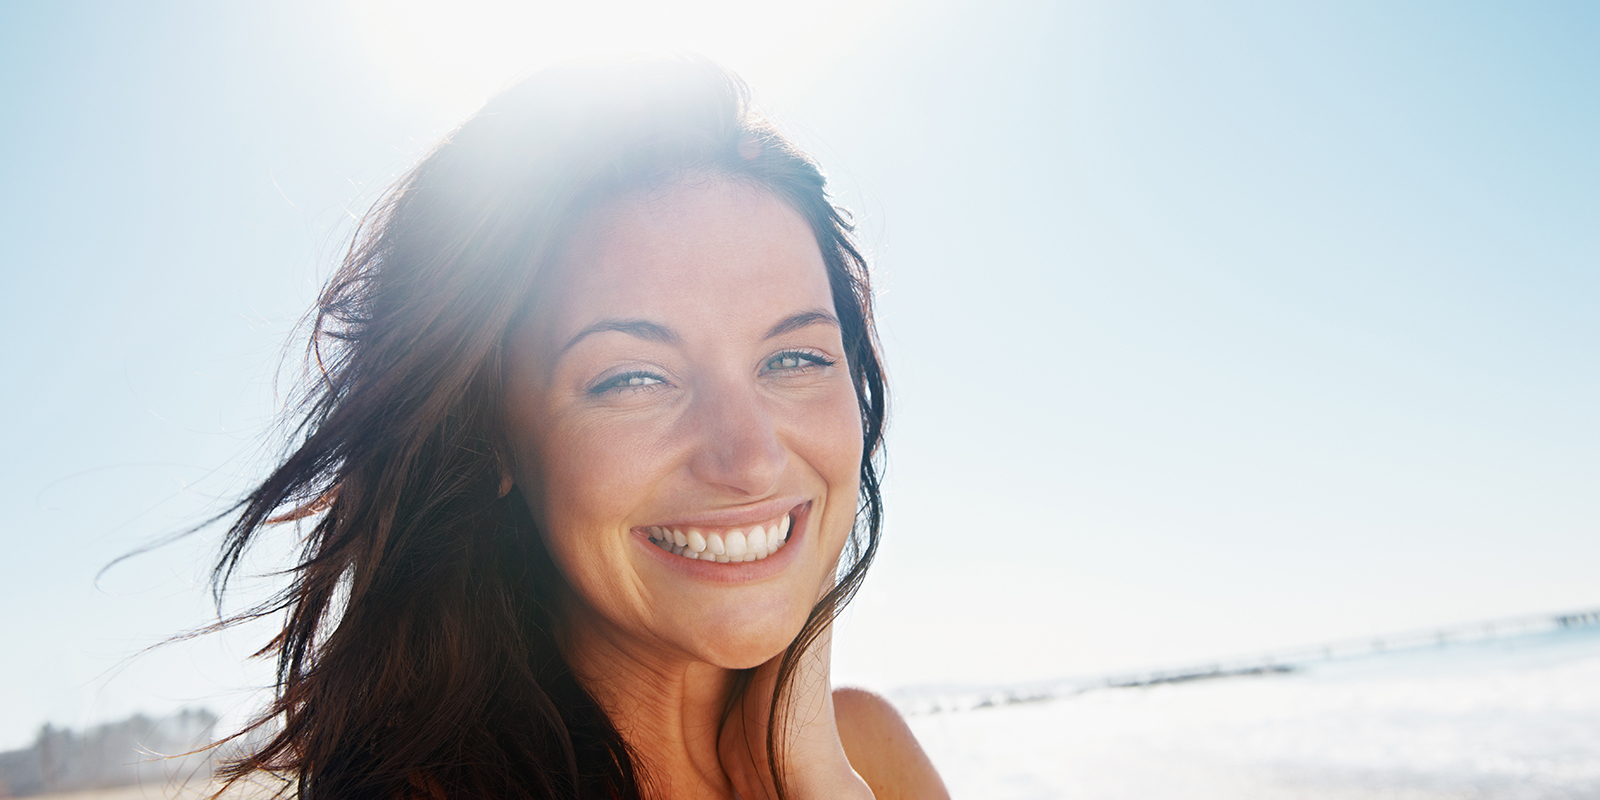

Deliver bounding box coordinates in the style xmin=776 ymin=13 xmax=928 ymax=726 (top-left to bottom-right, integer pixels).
xmin=503 ymin=179 xmax=862 ymax=671
xmin=499 ymin=179 xmax=880 ymax=797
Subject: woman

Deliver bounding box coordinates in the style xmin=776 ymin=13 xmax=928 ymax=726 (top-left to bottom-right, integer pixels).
xmin=211 ymin=56 xmax=948 ymax=799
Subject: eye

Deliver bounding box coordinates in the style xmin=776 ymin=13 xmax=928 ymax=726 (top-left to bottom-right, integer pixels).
xmin=764 ymin=350 xmax=837 ymax=373
xmin=589 ymin=370 xmax=667 ymax=395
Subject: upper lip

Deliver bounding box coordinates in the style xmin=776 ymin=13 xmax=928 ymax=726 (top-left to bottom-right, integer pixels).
xmin=640 ymin=497 xmax=808 ymax=531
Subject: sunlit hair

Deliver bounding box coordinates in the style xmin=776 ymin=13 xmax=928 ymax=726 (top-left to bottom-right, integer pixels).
xmin=210 ymin=55 xmax=886 ymax=799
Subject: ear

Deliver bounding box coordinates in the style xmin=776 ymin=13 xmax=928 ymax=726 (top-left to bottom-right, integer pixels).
xmin=495 ymin=448 xmax=515 ymax=498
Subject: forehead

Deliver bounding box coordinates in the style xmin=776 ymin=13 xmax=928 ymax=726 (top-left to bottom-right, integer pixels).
xmin=537 ymin=179 xmax=833 ymax=341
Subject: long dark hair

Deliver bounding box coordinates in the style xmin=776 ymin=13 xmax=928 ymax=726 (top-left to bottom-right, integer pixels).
xmin=210 ymin=56 xmax=886 ymax=799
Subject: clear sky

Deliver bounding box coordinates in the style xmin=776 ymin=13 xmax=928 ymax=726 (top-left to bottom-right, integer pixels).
xmin=1 ymin=0 xmax=1595 ymax=750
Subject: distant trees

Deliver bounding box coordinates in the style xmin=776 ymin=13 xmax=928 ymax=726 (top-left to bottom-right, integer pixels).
xmin=0 ymin=709 xmax=216 ymax=797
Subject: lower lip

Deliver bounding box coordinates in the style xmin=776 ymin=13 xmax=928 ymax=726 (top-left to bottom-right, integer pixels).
xmin=635 ymin=502 xmax=811 ymax=584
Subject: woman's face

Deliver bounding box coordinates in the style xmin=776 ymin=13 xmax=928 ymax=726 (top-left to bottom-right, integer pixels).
xmin=502 ymin=178 xmax=863 ymax=670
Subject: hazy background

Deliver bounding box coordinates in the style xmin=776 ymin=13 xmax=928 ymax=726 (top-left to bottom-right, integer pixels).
xmin=2 ymin=0 xmax=1595 ymax=751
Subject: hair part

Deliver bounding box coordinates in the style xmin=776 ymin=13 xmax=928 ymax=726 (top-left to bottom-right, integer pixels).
xmin=209 ymin=55 xmax=886 ymax=800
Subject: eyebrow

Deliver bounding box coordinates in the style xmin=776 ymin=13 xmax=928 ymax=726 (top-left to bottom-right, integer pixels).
xmin=559 ymin=319 xmax=679 ymax=355
xmin=764 ymin=308 xmax=839 ymax=339
xmin=558 ymin=308 xmax=840 ymax=355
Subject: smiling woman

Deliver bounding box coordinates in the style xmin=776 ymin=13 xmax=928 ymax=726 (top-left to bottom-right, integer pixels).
xmin=505 ymin=181 xmax=864 ymax=672
xmin=208 ymin=56 xmax=946 ymax=799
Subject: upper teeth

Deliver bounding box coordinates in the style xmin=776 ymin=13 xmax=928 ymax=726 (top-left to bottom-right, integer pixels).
xmin=645 ymin=514 xmax=792 ymax=563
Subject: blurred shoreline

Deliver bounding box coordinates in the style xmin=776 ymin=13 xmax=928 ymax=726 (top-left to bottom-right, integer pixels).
xmin=909 ymin=620 xmax=1600 ymax=799
xmin=9 ymin=610 xmax=1598 ymax=799
xmin=890 ymin=605 xmax=1600 ymax=715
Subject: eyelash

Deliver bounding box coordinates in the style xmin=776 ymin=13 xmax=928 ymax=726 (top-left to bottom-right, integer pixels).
xmin=588 ymin=351 xmax=836 ymax=395
xmin=589 ymin=371 xmax=665 ymax=395
xmin=765 ymin=349 xmax=837 ymax=373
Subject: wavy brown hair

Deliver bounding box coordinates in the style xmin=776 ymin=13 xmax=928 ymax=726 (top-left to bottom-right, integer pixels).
xmin=209 ymin=56 xmax=886 ymax=799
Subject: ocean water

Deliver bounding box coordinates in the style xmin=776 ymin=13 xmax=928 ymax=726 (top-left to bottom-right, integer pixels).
xmin=904 ymin=625 xmax=1600 ymax=799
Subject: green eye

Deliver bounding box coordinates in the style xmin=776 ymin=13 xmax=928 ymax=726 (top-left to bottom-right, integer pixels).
xmin=765 ymin=350 xmax=836 ymax=372
xmin=591 ymin=371 xmax=665 ymax=394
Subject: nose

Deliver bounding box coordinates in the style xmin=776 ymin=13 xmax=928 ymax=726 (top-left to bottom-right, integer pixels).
xmin=687 ymin=380 xmax=787 ymax=498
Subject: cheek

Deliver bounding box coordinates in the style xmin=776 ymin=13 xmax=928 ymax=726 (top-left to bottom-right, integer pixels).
xmin=803 ymin=382 xmax=866 ymax=513
xmin=527 ymin=418 xmax=661 ymax=542
xmin=827 ymin=376 xmax=866 ymax=466
xmin=514 ymin=421 xmax=661 ymax=616
xmin=825 ymin=405 xmax=864 ymax=489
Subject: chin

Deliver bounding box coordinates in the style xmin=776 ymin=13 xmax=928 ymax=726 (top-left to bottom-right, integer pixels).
xmin=687 ymin=606 xmax=816 ymax=670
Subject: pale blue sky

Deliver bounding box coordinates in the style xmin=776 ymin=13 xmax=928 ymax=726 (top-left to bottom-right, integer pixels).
xmin=1 ymin=0 xmax=1595 ymax=750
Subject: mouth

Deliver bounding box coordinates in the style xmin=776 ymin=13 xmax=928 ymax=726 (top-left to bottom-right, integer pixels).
xmin=641 ymin=506 xmax=798 ymax=564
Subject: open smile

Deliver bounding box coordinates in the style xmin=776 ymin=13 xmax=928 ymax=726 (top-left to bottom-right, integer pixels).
xmin=637 ymin=502 xmax=808 ymax=564
xmin=644 ymin=510 xmax=792 ymax=562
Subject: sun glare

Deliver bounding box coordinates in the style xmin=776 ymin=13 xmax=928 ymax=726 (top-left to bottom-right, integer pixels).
xmin=344 ymin=0 xmax=914 ymax=121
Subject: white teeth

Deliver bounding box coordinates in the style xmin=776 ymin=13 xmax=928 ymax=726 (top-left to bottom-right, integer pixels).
xmin=642 ymin=512 xmax=795 ymax=564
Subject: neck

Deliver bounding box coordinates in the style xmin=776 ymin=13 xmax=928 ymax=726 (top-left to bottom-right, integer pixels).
xmin=560 ymin=610 xmax=749 ymax=799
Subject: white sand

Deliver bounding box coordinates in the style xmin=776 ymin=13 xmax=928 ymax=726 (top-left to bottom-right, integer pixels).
xmin=908 ymin=629 xmax=1600 ymax=799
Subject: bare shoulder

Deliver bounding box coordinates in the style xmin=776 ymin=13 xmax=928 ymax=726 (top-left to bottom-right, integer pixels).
xmin=833 ymin=687 xmax=951 ymax=800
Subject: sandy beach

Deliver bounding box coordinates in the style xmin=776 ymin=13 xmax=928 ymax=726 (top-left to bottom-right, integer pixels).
xmin=17 ymin=627 xmax=1598 ymax=800
xmin=908 ymin=626 xmax=1600 ymax=799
